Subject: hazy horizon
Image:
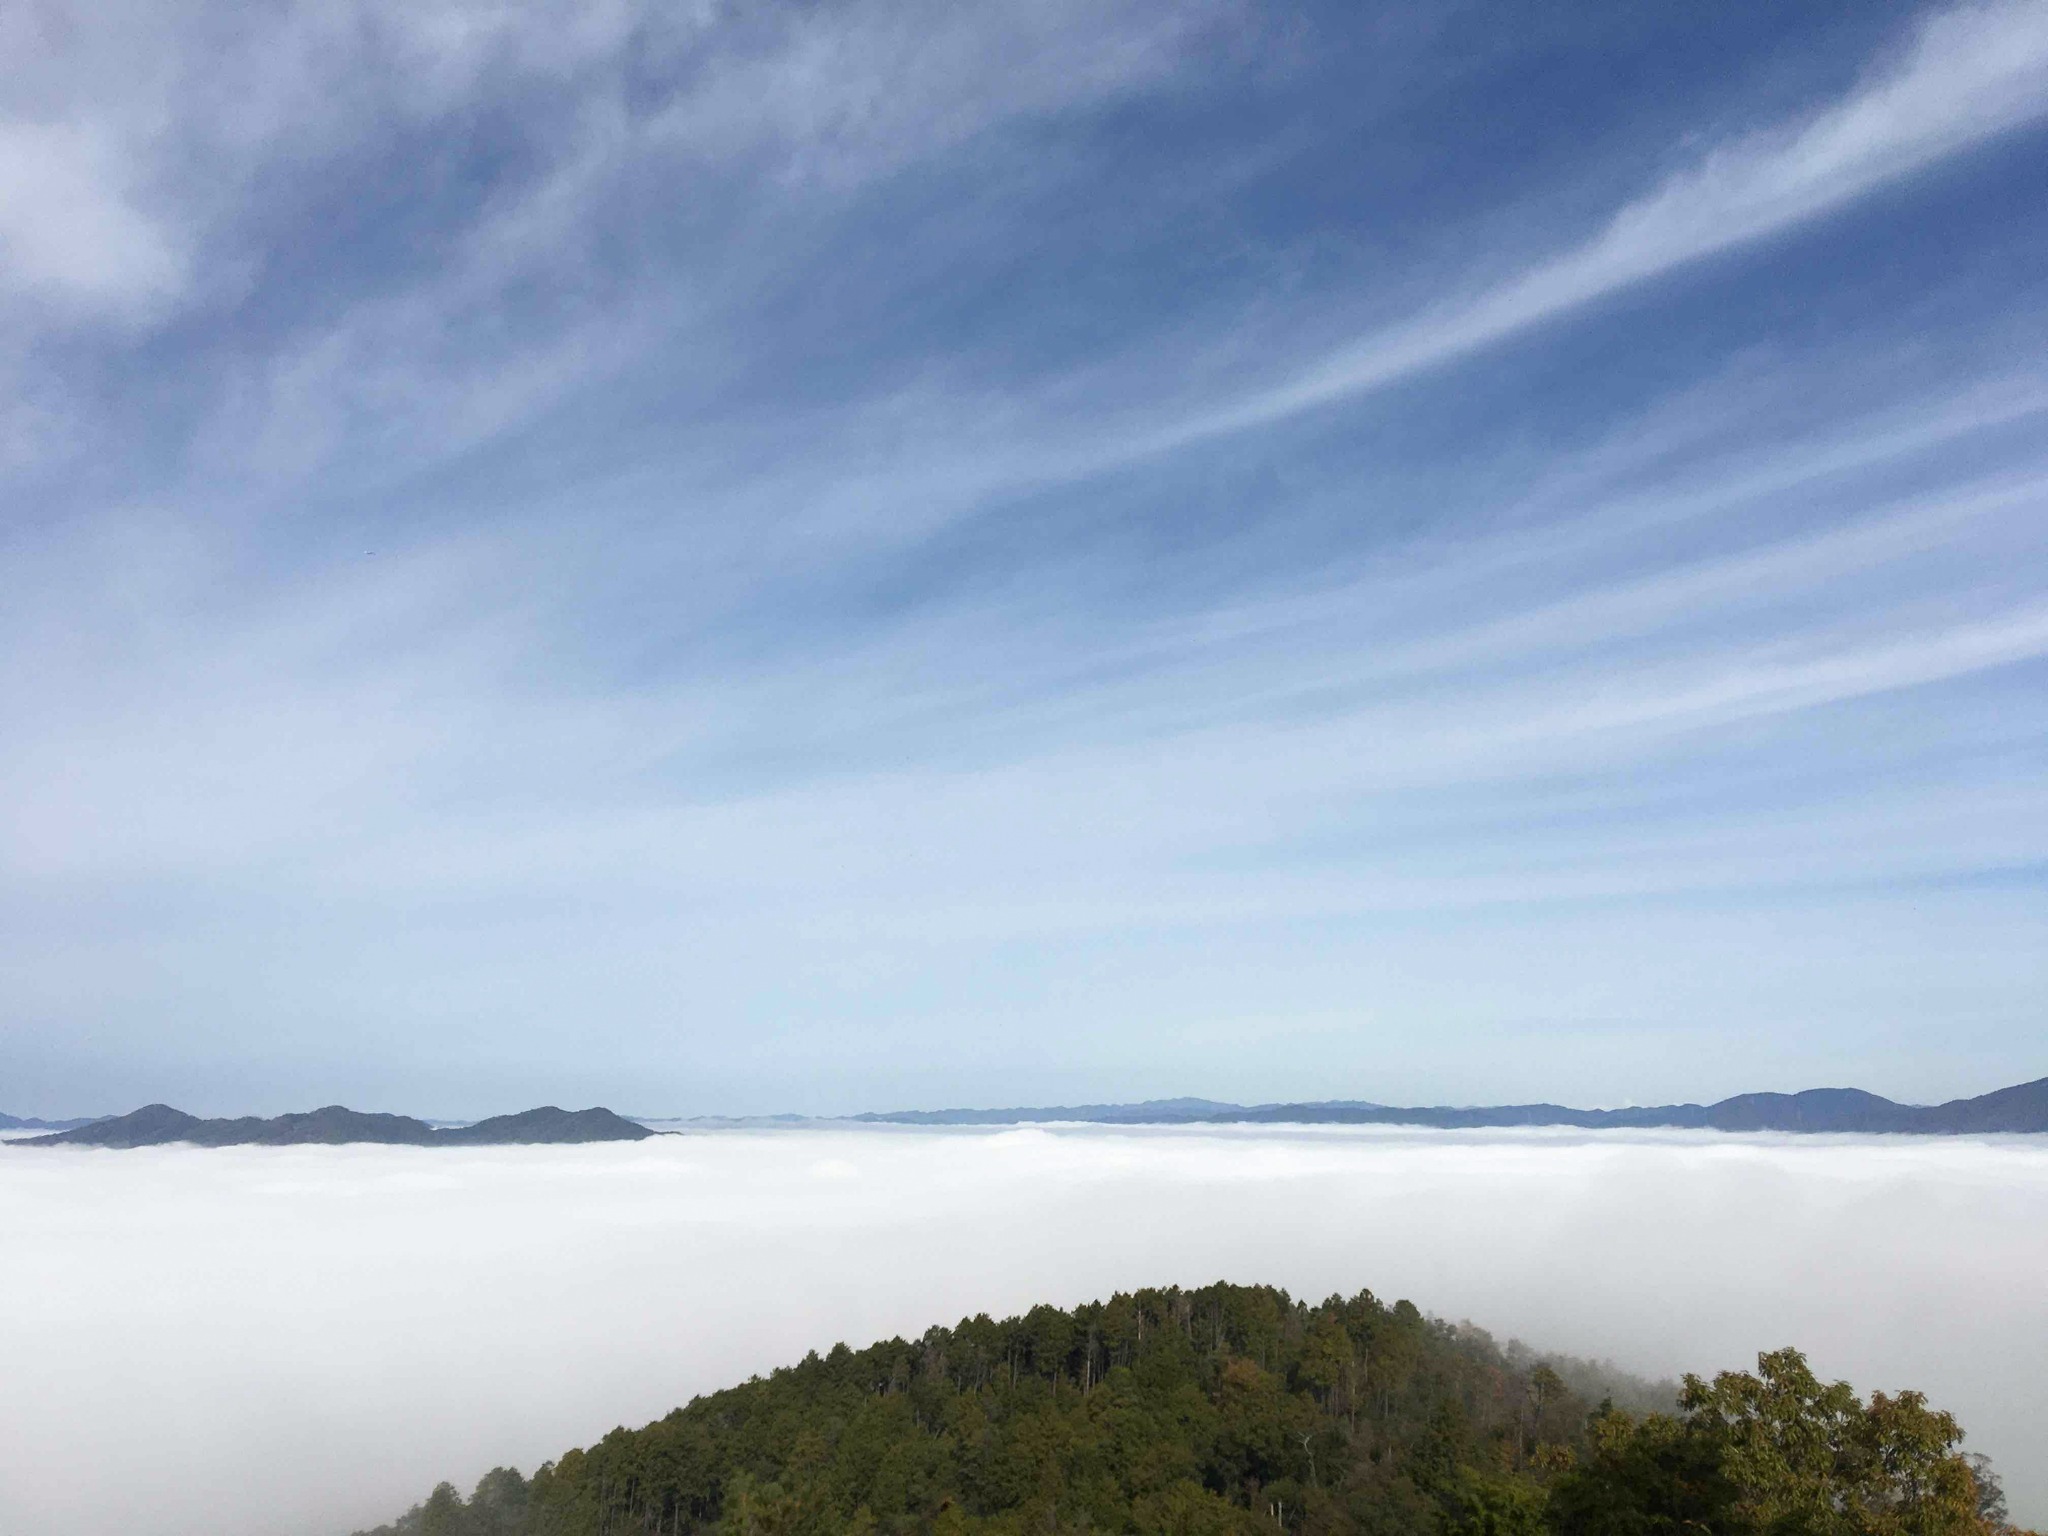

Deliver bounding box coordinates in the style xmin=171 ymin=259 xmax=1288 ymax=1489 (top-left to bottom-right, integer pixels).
xmin=15 ymin=1061 xmax=2048 ymax=1128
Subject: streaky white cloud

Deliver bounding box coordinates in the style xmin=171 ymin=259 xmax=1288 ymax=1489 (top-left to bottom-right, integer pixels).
xmin=169 ymin=0 xmax=1238 ymax=495
xmin=4 ymin=359 xmax=2043 ymax=909
xmin=0 ymin=0 xmax=1222 ymax=489
xmin=0 ymin=0 xmax=655 ymax=327
xmin=1140 ymin=0 xmax=2048 ymax=451
xmin=645 ymin=0 xmax=1237 ymax=187
xmin=1092 ymin=461 xmax=2048 ymax=721
xmin=1544 ymin=603 xmax=2048 ymax=736
xmin=1 ymin=2 xmax=2043 ymax=1115
xmin=0 ymin=1128 xmax=2042 ymax=1536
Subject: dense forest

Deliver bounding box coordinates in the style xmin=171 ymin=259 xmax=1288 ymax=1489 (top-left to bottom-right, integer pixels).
xmin=353 ymin=1282 xmax=2027 ymax=1536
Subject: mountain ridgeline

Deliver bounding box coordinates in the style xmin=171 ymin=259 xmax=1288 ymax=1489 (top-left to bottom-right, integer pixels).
xmin=0 ymin=1111 xmax=101 ymax=1131
xmin=14 ymin=1103 xmax=652 ymax=1148
xmin=13 ymin=1075 xmax=2046 ymax=1145
xmin=353 ymin=1281 xmax=2027 ymax=1536
xmin=856 ymin=1075 xmax=2048 ymax=1134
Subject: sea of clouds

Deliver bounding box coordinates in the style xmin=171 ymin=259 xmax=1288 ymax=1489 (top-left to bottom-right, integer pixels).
xmin=1 ymin=1125 xmax=2043 ymax=1534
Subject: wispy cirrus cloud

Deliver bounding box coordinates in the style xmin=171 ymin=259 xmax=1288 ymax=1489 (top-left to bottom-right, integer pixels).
xmin=2 ymin=0 xmax=1234 ymax=490
xmin=0 ymin=1 xmax=2044 ymax=1116
xmin=1126 ymin=0 xmax=2048 ymax=451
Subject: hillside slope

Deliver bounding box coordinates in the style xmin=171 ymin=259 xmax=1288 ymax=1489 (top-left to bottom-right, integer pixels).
xmin=351 ymin=1282 xmax=2022 ymax=1536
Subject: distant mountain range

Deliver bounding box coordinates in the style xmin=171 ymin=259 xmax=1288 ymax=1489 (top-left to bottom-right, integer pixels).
xmin=0 ymin=1112 xmax=104 ymax=1132
xmin=13 ymin=1076 xmax=2045 ymax=1144
xmin=856 ymin=1076 xmax=2048 ymax=1133
xmin=12 ymin=1103 xmax=654 ymax=1148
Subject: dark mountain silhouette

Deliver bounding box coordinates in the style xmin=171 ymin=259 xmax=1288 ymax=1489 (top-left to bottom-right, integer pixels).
xmin=856 ymin=1075 xmax=2048 ymax=1133
xmin=17 ymin=1103 xmax=654 ymax=1148
xmin=440 ymin=1106 xmax=657 ymax=1144
xmin=21 ymin=1079 xmax=2045 ymax=1145
xmin=1924 ymin=1074 xmax=2048 ymax=1133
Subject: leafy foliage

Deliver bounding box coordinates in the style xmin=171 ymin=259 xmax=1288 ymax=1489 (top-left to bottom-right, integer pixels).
xmin=1551 ymin=1348 xmax=2027 ymax=1536
xmin=354 ymin=1284 xmax=2024 ymax=1536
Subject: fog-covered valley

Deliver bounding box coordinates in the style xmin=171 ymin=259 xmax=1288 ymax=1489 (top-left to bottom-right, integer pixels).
xmin=1 ymin=1125 xmax=2043 ymax=1534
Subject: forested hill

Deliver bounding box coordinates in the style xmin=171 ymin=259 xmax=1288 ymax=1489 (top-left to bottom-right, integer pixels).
xmin=352 ymin=1281 xmax=2027 ymax=1536
xmin=15 ymin=1103 xmax=652 ymax=1147
xmin=858 ymin=1075 xmax=2048 ymax=1133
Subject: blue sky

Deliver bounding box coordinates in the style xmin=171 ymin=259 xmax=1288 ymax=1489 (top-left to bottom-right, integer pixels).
xmin=2 ymin=0 xmax=2045 ymax=1117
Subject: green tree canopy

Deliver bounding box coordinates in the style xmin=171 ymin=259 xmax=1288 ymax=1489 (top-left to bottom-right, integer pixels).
xmin=354 ymin=1287 xmax=2026 ymax=1536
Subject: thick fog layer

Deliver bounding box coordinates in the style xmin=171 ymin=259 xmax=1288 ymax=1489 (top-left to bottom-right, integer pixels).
xmin=1 ymin=1126 xmax=2043 ymax=1534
